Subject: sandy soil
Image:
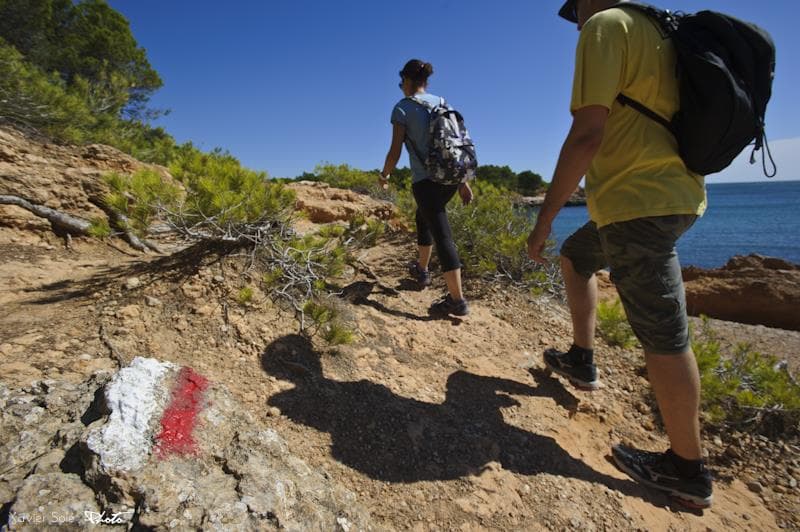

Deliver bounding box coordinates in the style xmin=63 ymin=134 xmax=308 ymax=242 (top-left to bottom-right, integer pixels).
xmin=1 ymin=228 xmax=798 ymax=531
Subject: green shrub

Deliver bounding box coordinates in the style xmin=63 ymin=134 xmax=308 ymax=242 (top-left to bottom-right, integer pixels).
xmin=692 ymin=317 xmax=800 ymax=434
xmin=392 ymin=181 xmax=559 ymax=293
xmin=304 ymin=163 xmax=396 ymax=201
xmin=317 ymin=224 xmax=346 ymax=239
xmin=103 ymin=169 xmax=181 ymax=237
xmin=302 ymin=300 xmax=354 ymax=346
xmin=394 ymin=186 xmax=417 ymax=225
xmin=447 ymin=182 xmax=558 ymax=288
xmin=236 ymin=286 xmax=254 ymax=305
xmin=346 ymin=215 xmax=385 ymax=247
xmin=87 ymin=217 xmax=112 ymax=238
xmin=0 ymin=41 xmax=95 ymax=142
xmin=305 ymin=163 xmax=376 ymax=192
xmin=169 ymin=147 xmax=295 ymax=227
xmin=596 ymin=298 xmax=638 ymax=348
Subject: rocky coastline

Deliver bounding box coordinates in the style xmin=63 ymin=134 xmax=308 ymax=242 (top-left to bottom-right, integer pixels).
xmin=516 ymin=187 xmax=588 ymax=207
xmin=683 ymin=254 xmax=800 ymax=332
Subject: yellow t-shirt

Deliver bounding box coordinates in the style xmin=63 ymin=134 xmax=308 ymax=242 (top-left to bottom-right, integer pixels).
xmin=571 ymin=7 xmax=707 ymax=228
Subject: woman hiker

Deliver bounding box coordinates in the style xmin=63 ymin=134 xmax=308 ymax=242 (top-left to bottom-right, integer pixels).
xmin=380 ymin=59 xmax=473 ymax=317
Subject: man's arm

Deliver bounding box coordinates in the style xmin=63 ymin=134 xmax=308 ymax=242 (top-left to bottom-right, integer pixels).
xmin=527 ymin=105 xmax=609 ymax=262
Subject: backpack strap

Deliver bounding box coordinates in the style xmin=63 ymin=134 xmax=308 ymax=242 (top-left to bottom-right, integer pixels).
xmin=403 ymin=95 xmax=446 ymax=165
xmin=616 ymin=93 xmax=675 ymax=136
xmin=611 ymin=2 xmax=680 ymax=35
xmin=408 ymin=95 xmax=436 ymax=110
xmin=610 ymin=3 xmax=679 ymax=136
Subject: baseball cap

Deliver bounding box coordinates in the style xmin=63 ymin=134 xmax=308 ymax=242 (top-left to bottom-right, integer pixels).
xmin=559 ymin=0 xmax=579 ymax=23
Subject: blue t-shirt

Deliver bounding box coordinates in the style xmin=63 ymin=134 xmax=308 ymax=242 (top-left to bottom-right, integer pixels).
xmin=390 ymin=92 xmax=443 ymax=183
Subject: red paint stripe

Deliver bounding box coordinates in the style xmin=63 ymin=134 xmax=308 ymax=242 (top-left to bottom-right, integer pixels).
xmin=154 ymin=367 xmax=209 ymax=458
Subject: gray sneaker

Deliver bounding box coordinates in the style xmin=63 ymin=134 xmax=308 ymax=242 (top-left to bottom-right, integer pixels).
xmin=430 ymin=294 xmax=469 ymax=316
xmin=612 ymin=444 xmax=713 ymax=509
xmin=408 ymin=261 xmax=432 ymax=287
xmin=543 ymin=348 xmax=599 ymax=391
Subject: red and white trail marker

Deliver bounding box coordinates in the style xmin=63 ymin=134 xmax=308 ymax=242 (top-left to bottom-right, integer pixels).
xmin=87 ymin=357 xmax=211 ymax=471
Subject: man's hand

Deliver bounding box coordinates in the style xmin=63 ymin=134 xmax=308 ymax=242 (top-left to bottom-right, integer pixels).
xmin=527 ymin=219 xmax=552 ymax=264
xmin=458 ymin=182 xmax=473 ymax=205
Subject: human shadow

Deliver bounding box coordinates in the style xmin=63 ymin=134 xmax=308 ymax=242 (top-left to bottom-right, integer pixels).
xmin=395 ymin=278 xmax=425 ymax=292
xmin=260 ymin=334 xmax=658 ymax=504
xmin=340 ymin=281 xmax=461 ymax=324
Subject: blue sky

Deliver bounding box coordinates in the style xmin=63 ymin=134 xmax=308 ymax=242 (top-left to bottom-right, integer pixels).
xmin=109 ymin=0 xmax=799 ymax=182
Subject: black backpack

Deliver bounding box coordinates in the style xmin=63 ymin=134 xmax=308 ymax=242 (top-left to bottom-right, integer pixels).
xmin=613 ymin=3 xmax=777 ymax=177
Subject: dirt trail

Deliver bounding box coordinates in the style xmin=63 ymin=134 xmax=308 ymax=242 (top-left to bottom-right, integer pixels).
xmin=0 ymin=232 xmax=796 ymax=531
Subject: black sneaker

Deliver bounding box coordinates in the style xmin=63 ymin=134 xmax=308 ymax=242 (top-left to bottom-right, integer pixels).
xmin=430 ymin=294 xmax=469 ymax=316
xmin=612 ymin=444 xmax=714 ymax=509
xmin=543 ymin=348 xmax=599 ymax=391
xmin=408 ymin=261 xmax=432 ymax=287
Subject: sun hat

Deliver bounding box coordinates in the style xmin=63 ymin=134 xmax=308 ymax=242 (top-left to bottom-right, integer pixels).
xmin=559 ymin=0 xmax=579 ymax=23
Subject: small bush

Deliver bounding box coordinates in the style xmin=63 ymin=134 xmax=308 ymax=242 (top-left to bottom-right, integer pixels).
xmin=692 ymin=317 xmax=800 ymax=435
xmin=87 ymin=217 xmax=111 ymax=238
xmin=394 ymin=186 xmax=417 ymax=225
xmin=103 ymin=169 xmax=181 ymax=237
xmin=303 ymin=300 xmax=354 ymax=346
xmin=285 ymin=233 xmax=347 ymax=278
xmin=236 ymin=286 xmax=254 ymax=305
xmin=169 ymin=147 xmax=295 ymax=228
xmin=596 ymin=298 xmax=638 ymax=349
xmin=317 ymin=224 xmax=346 ymax=239
xmin=305 ymin=163 xmax=390 ymax=200
xmin=447 ymin=182 xmax=560 ymax=293
xmin=346 ymin=215 xmax=385 ymax=247
xmin=392 ymin=181 xmax=560 ymax=294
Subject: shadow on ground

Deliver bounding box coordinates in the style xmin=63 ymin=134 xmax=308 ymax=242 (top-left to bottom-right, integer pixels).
xmin=21 ymin=241 xmax=237 ymax=305
xmin=340 ymin=281 xmax=463 ymax=324
xmin=260 ymin=334 xmax=675 ymax=508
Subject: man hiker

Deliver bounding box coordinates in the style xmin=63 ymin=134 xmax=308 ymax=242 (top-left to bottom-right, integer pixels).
xmin=526 ymin=0 xmax=713 ymax=508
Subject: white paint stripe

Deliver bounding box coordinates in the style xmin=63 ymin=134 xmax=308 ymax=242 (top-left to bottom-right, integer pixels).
xmin=87 ymin=357 xmax=177 ymax=471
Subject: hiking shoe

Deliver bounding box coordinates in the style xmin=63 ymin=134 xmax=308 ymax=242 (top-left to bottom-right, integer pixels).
xmin=543 ymin=348 xmax=599 ymax=391
xmin=430 ymin=294 xmax=469 ymax=316
xmin=408 ymin=261 xmax=432 ymax=287
xmin=612 ymin=444 xmax=714 ymax=509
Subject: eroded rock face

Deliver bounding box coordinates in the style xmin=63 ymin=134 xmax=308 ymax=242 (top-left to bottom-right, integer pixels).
xmin=0 ymin=126 xmax=162 ymax=222
xmin=1 ymin=358 xmax=371 ymax=531
xmin=288 ymin=181 xmax=395 ymax=224
xmin=683 ymin=254 xmax=800 ymax=331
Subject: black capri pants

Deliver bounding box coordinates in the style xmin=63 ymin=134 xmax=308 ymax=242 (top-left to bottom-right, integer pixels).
xmin=412 ymin=179 xmax=462 ymax=273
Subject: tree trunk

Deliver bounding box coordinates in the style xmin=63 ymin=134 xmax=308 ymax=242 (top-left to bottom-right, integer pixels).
xmin=0 ymin=194 xmax=91 ymax=235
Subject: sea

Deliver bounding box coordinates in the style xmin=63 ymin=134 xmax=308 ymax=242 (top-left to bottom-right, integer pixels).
xmin=549 ymin=181 xmax=800 ymax=269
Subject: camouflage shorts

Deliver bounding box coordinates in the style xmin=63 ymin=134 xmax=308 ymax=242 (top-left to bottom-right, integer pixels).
xmin=560 ymin=215 xmax=697 ymax=354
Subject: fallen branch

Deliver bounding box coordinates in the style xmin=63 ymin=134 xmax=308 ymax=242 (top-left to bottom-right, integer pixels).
xmin=89 ymin=197 xmax=163 ymax=254
xmin=0 ymin=194 xmax=91 ymax=235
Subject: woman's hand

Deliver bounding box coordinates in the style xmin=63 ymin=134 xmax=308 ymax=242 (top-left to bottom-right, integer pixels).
xmin=458 ymin=182 xmax=473 ymax=205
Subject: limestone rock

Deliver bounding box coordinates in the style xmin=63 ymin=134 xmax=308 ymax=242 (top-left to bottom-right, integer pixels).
xmin=683 ymin=254 xmax=800 ymax=331
xmin=288 ymin=181 xmax=395 ymax=224
xmin=80 ymin=358 xmax=372 ymax=530
xmin=0 ymin=125 xmax=174 ymax=222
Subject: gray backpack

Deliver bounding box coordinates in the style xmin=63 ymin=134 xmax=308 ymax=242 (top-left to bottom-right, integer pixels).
xmin=406 ymin=96 xmax=478 ymax=185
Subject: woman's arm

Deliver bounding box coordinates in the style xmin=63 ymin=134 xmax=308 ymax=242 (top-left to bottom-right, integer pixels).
xmin=380 ymin=123 xmax=406 ymax=182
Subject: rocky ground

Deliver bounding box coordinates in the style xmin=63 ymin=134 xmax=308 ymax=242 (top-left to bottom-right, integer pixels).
xmin=1 ymin=126 xmax=799 ymax=530
xmin=1 ymin=226 xmax=798 ymax=531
